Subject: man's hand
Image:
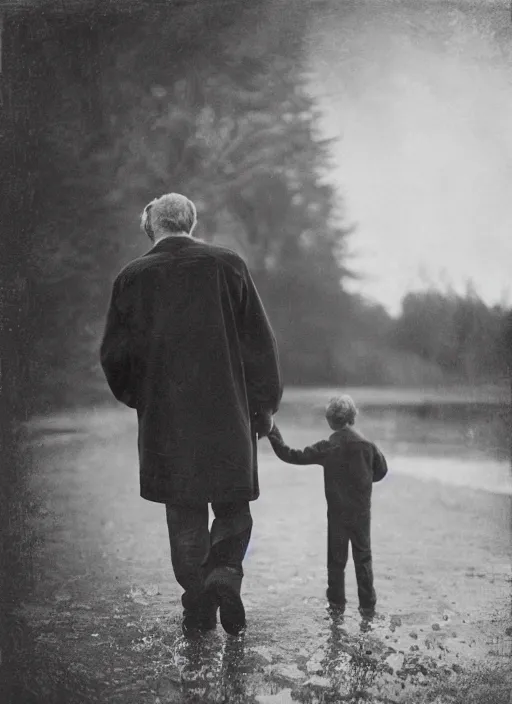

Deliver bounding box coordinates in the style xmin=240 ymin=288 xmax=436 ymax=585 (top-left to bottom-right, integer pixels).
xmin=253 ymin=410 xmax=274 ymax=439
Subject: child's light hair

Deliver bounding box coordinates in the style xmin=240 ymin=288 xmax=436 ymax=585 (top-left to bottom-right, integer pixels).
xmin=325 ymin=395 xmax=358 ymax=429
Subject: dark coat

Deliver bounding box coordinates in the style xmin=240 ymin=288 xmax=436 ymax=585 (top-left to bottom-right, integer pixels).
xmin=268 ymin=425 xmax=387 ymax=522
xmin=100 ymin=235 xmax=282 ymax=505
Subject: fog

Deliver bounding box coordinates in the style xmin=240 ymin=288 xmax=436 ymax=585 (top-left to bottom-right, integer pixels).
xmin=3 ymin=3 xmax=511 ymax=703
xmin=307 ymin=0 xmax=512 ymax=314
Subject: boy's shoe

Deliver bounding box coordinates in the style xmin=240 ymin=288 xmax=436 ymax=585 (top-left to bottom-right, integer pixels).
xmin=326 ymin=588 xmax=346 ymax=612
xmin=358 ymin=603 xmax=376 ymax=620
xmin=204 ymin=567 xmax=246 ymax=636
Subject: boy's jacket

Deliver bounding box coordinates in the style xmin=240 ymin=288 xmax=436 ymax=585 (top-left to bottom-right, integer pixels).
xmin=268 ymin=425 xmax=387 ymax=520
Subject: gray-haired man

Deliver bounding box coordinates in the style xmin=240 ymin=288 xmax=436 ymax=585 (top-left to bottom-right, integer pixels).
xmin=100 ymin=193 xmax=282 ymax=636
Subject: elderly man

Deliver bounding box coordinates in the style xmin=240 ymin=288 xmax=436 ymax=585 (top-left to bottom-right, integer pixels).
xmin=100 ymin=193 xmax=282 ymax=636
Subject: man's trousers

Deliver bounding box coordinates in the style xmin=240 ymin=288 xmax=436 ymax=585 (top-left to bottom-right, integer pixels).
xmin=165 ymin=500 xmax=252 ymax=611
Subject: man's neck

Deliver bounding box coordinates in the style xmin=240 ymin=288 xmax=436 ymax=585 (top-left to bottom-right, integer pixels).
xmin=153 ymin=230 xmax=191 ymax=244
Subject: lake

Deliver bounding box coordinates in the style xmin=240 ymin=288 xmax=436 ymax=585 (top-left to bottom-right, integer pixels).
xmin=273 ymin=386 xmax=512 ymax=495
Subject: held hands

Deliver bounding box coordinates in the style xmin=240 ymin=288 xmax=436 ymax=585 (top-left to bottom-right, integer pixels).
xmin=253 ymin=410 xmax=274 ymax=439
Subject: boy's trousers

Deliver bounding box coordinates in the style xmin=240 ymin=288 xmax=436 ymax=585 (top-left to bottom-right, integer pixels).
xmin=326 ymin=509 xmax=377 ymax=609
xmin=165 ymin=501 xmax=252 ymax=612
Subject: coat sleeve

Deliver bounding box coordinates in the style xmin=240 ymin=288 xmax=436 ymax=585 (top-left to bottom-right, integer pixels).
xmin=239 ymin=264 xmax=283 ymax=415
xmin=268 ymin=425 xmax=331 ymax=466
xmin=100 ymin=278 xmax=136 ymax=408
xmin=372 ymin=445 xmax=388 ymax=482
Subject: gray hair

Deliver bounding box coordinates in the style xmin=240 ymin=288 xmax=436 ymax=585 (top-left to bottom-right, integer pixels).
xmin=141 ymin=193 xmax=197 ymax=240
xmin=325 ymin=395 xmax=358 ymax=429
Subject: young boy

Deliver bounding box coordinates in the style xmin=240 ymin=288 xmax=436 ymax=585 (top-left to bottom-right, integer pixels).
xmin=267 ymin=395 xmax=388 ymax=615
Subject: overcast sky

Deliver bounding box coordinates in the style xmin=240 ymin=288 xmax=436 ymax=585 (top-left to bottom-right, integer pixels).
xmin=307 ymin=2 xmax=512 ymax=315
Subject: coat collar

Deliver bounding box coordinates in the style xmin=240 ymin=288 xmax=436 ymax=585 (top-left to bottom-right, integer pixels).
xmin=329 ymin=426 xmax=366 ymax=443
xmin=145 ymin=234 xmax=194 ymax=255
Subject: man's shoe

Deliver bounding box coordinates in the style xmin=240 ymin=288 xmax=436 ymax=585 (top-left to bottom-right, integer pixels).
xmin=181 ymin=603 xmax=217 ymax=637
xmin=182 ymin=609 xmax=203 ymax=637
xmin=218 ymin=587 xmax=245 ymax=636
xmin=205 ymin=567 xmax=246 ymax=636
xmin=199 ymin=601 xmax=218 ymax=631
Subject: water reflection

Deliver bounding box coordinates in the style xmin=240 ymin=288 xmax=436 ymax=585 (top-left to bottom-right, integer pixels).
xmin=173 ymin=630 xmax=249 ymax=703
xmin=218 ymin=633 xmax=248 ymax=704
xmin=271 ymin=608 xmax=384 ymax=704
xmin=169 ymin=615 xmax=386 ymax=704
xmin=315 ymin=610 xmax=379 ymax=703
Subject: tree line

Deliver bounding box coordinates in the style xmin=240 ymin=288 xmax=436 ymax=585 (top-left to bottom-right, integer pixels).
xmin=342 ymin=288 xmax=510 ymax=388
xmin=14 ymin=1 xmax=510 ymax=412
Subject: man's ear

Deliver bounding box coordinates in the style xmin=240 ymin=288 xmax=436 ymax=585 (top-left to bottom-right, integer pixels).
xmin=141 ymin=202 xmax=155 ymax=241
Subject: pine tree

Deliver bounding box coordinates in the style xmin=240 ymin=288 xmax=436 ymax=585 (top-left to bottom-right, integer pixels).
xmin=25 ymin=1 xmax=356 ymax=402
